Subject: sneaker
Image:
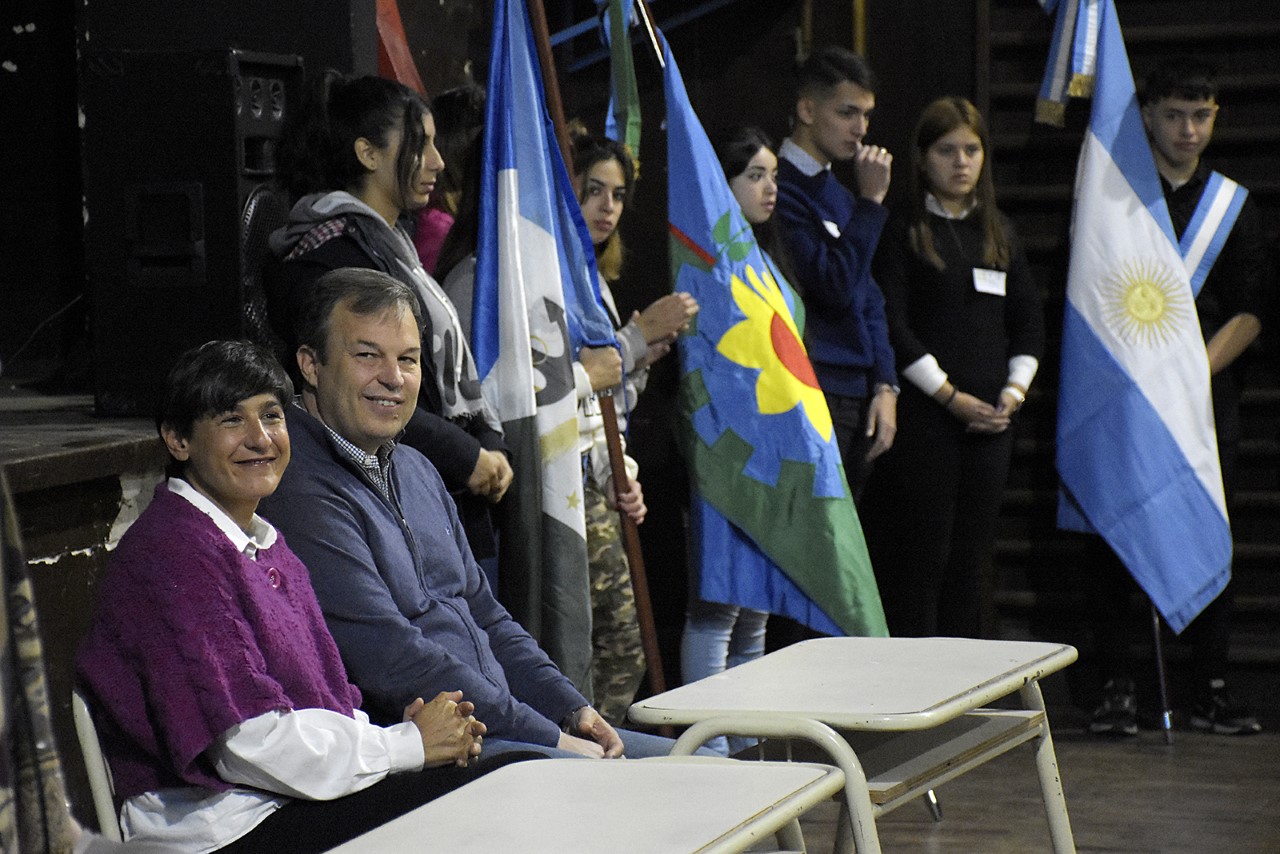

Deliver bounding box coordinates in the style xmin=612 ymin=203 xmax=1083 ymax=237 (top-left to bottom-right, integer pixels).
xmin=1089 ymin=677 xmax=1138 ymax=736
xmin=1190 ymin=679 xmax=1262 ymax=735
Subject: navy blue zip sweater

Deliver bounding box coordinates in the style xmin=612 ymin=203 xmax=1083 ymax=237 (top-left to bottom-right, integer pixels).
xmin=260 ymin=404 xmax=586 ymax=746
xmin=776 ymin=156 xmax=897 ymax=397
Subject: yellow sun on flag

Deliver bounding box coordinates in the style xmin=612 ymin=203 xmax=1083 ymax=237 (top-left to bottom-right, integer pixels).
xmin=717 ymin=263 xmax=832 ymax=442
xmin=1100 ymin=257 xmax=1190 ymax=347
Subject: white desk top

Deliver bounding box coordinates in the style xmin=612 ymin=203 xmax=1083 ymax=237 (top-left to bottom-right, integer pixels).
xmin=327 ymin=756 xmax=844 ymax=853
xmin=630 ymin=637 xmax=1077 ymax=730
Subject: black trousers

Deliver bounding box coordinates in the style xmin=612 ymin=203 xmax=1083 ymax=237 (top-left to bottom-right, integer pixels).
xmin=1083 ymin=538 xmax=1235 ymax=692
xmin=216 ymin=752 xmax=539 ymax=853
xmin=826 ymin=392 xmax=875 ymax=502
xmin=860 ymin=390 xmax=1013 ymax=639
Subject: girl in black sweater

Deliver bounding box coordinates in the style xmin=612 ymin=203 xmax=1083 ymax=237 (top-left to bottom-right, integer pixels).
xmin=861 ymin=97 xmax=1044 ymax=639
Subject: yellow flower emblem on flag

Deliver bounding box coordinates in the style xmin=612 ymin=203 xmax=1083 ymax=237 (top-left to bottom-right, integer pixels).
xmin=717 ymin=263 xmax=832 ymax=442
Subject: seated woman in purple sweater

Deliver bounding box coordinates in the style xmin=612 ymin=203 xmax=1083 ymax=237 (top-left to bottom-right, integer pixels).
xmin=75 ymin=341 xmax=523 ymax=853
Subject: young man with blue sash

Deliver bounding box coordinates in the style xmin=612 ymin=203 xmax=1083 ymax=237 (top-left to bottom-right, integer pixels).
xmin=1088 ymin=58 xmax=1268 ymax=737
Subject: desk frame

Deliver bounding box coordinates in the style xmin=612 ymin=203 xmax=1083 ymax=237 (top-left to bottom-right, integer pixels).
xmin=632 ymin=638 xmax=1077 ymax=854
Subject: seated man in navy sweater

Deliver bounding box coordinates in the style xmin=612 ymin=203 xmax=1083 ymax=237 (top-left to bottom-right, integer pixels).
xmin=260 ymin=267 xmax=674 ymax=759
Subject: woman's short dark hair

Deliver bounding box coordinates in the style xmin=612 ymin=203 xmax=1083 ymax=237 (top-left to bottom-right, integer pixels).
xmin=430 ymin=84 xmax=487 ymax=216
xmin=157 ymin=340 xmax=293 ymax=441
xmin=276 ymin=71 xmax=430 ymax=205
xmin=434 ymin=133 xmax=486 ymax=282
xmin=295 ymin=267 xmax=424 ymax=364
xmin=715 ymin=126 xmax=774 ymax=184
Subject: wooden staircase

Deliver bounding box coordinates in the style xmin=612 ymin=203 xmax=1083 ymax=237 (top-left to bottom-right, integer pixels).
xmin=979 ymin=0 xmax=1280 ymax=696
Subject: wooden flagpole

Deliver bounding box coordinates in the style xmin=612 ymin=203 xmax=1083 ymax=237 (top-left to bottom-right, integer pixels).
xmin=527 ymin=0 xmax=574 ymax=171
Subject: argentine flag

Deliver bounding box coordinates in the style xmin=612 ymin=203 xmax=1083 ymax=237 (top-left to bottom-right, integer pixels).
xmin=474 ymin=0 xmax=615 ymax=693
xmin=1051 ymin=0 xmax=1230 ymax=632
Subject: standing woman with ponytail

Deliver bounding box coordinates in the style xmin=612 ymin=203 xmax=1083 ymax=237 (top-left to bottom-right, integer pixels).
xmin=861 ymin=97 xmax=1043 ymax=639
xmin=265 ymin=72 xmax=511 ymax=563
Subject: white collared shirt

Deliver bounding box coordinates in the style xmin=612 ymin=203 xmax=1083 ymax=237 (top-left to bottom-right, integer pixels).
xmin=779 ymin=137 xmax=830 ymax=177
xmin=924 ymin=192 xmax=978 ymax=220
xmin=119 ymin=480 xmax=424 ymax=853
xmin=167 ymin=477 xmax=277 ymax=556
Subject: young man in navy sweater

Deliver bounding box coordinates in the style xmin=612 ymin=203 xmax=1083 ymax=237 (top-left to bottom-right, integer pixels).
xmin=776 ymin=46 xmax=898 ymax=500
xmin=767 ymin=47 xmax=898 ymax=651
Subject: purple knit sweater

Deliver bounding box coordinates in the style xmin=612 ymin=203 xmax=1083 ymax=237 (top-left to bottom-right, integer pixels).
xmin=75 ymin=484 xmax=361 ymax=800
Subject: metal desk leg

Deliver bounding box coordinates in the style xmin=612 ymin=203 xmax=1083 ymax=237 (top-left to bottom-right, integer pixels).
xmin=833 ymin=799 xmax=853 ymax=854
xmin=925 ymin=788 xmax=943 ymax=821
xmin=671 ymin=716 xmax=882 ymax=854
xmin=775 ymin=817 xmax=806 ymax=852
xmin=1020 ymin=681 xmax=1077 ymax=854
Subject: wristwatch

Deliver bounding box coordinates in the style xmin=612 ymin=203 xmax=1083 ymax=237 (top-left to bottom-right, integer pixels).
xmin=560 ymin=704 xmax=590 ymax=733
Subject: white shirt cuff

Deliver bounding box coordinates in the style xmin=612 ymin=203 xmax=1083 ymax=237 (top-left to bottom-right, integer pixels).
xmin=213 ymin=707 xmax=421 ymax=801
xmin=902 ymin=354 xmax=949 ymax=396
xmin=573 ymin=360 xmax=594 ymax=401
xmin=1006 ymin=355 xmax=1039 ymax=391
xmin=384 ymin=720 xmax=428 ymax=773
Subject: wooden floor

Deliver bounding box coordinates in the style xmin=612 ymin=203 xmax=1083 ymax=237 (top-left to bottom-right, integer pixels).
xmin=786 ymin=725 xmax=1280 ymax=853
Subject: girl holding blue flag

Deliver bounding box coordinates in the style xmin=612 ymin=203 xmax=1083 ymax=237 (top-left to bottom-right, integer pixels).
xmin=569 ymin=125 xmax=699 ymax=724
xmin=861 ymin=97 xmax=1043 ymax=640
xmin=679 ymin=127 xmax=808 ymax=753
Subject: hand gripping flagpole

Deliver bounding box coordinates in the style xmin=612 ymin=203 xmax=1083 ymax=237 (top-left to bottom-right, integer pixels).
xmin=528 ymin=0 xmax=671 ymax=712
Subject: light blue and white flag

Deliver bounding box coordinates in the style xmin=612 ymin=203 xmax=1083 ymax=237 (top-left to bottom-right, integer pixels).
xmin=1048 ymin=0 xmax=1230 ymax=632
xmin=1035 ymin=0 xmax=1099 ymax=125
xmin=474 ymin=0 xmax=615 ymax=693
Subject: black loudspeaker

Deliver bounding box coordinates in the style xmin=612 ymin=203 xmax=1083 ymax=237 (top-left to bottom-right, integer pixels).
xmin=82 ymin=49 xmax=304 ymax=416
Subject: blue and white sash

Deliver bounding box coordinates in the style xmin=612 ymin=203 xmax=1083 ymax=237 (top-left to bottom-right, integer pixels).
xmin=1180 ymin=171 xmax=1248 ymax=297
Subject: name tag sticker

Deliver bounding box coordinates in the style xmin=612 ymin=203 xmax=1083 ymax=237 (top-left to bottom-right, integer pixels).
xmin=972 ymin=268 xmax=1007 ymax=296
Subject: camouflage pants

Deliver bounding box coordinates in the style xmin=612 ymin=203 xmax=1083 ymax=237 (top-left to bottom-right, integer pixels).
xmin=584 ymin=476 xmax=646 ymax=725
